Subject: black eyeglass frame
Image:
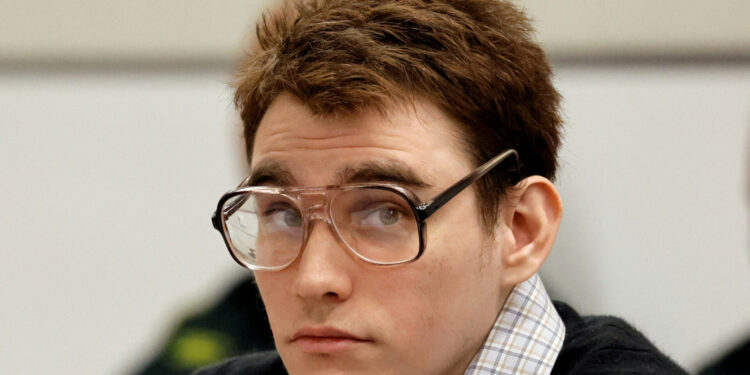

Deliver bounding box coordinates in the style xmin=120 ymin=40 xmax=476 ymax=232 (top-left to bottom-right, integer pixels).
xmin=211 ymin=149 xmax=519 ymax=270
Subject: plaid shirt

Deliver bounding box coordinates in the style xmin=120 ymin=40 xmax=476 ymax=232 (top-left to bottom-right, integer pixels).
xmin=465 ymin=274 xmax=565 ymax=375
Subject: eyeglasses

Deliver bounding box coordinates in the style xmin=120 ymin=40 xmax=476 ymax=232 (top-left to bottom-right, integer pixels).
xmin=212 ymin=149 xmax=518 ymax=271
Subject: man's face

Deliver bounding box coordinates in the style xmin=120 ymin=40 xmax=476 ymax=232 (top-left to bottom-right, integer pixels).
xmin=251 ymin=93 xmax=509 ymax=375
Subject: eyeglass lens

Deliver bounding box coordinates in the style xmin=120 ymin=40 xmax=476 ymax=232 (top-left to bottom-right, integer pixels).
xmin=221 ymin=188 xmax=420 ymax=269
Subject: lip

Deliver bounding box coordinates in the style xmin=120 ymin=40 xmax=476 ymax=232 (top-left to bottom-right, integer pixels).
xmin=290 ymin=326 xmax=372 ymax=354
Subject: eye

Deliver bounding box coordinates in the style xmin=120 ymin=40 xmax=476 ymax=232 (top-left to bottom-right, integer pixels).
xmin=282 ymin=209 xmax=303 ymax=227
xmin=264 ymin=205 xmax=302 ymax=228
xmin=359 ymin=205 xmax=404 ymax=227
xmin=378 ymin=207 xmax=400 ymax=225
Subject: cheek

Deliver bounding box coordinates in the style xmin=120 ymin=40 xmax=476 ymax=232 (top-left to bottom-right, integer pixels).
xmin=401 ymin=195 xmax=505 ymax=333
xmin=364 ymin=267 xmax=444 ymax=365
xmin=368 ymin=259 xmax=495 ymax=373
xmin=253 ymin=273 xmax=276 ymax=303
xmin=372 ymin=258 xmax=470 ymax=339
xmin=253 ymin=273 xmax=293 ymax=333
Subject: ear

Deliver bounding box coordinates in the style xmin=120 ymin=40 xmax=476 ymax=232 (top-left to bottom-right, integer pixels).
xmin=498 ymin=176 xmax=562 ymax=288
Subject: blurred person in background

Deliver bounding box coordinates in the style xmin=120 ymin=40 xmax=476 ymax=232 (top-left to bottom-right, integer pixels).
xmin=189 ymin=1 xmax=687 ymax=374
xmin=132 ymin=275 xmax=272 ymax=374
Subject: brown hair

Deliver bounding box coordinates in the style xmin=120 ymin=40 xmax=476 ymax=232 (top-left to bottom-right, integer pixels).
xmin=234 ymin=0 xmax=562 ymax=230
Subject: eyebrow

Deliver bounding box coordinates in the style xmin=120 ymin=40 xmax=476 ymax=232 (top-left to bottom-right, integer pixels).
xmin=246 ymin=161 xmax=298 ymax=187
xmin=247 ymin=159 xmax=431 ymax=189
xmin=336 ymin=160 xmax=431 ymax=188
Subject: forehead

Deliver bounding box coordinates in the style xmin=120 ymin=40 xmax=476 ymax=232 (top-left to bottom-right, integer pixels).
xmin=250 ymin=93 xmax=473 ymax=186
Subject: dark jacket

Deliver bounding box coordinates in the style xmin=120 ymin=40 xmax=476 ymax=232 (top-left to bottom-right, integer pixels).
xmin=194 ymin=301 xmax=686 ymax=375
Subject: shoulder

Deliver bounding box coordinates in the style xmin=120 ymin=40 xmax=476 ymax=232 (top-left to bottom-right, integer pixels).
xmin=551 ymin=301 xmax=687 ymax=375
xmin=192 ymin=351 xmax=286 ymax=375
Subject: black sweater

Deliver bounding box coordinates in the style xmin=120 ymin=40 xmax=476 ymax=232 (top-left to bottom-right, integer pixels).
xmin=195 ymin=301 xmax=686 ymax=375
xmin=550 ymin=302 xmax=685 ymax=375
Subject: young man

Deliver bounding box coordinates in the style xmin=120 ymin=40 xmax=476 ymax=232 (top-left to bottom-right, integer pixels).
xmin=201 ymin=0 xmax=686 ymax=374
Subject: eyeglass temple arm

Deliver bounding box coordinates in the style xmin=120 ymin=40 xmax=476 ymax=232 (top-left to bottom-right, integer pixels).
xmin=416 ymin=149 xmax=519 ymax=220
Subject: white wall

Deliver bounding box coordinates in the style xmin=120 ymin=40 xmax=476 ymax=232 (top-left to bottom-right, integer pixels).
xmin=1 ymin=64 xmax=748 ymax=374
xmin=3 ymin=0 xmax=750 ymax=61
xmin=0 ymin=69 xmax=249 ymax=374
xmin=547 ymin=64 xmax=750 ymax=370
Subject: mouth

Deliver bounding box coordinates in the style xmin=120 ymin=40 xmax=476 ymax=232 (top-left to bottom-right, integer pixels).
xmin=290 ymin=326 xmax=372 ymax=354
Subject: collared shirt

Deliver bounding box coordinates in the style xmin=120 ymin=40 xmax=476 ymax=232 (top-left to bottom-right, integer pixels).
xmin=465 ymin=274 xmax=565 ymax=375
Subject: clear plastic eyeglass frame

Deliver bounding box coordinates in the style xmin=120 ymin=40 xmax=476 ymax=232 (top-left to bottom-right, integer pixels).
xmin=212 ymin=149 xmax=519 ymax=271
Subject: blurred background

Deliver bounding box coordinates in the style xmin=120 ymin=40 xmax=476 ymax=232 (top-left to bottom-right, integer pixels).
xmin=1 ymin=0 xmax=749 ymax=373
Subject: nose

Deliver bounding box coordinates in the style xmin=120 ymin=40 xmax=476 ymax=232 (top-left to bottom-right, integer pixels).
xmin=291 ymin=220 xmax=353 ymax=302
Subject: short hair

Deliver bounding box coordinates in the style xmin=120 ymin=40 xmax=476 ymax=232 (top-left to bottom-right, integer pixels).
xmin=234 ymin=0 xmax=563 ymax=231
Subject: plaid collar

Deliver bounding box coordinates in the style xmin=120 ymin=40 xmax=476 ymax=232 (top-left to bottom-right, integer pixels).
xmin=465 ymin=274 xmax=565 ymax=375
